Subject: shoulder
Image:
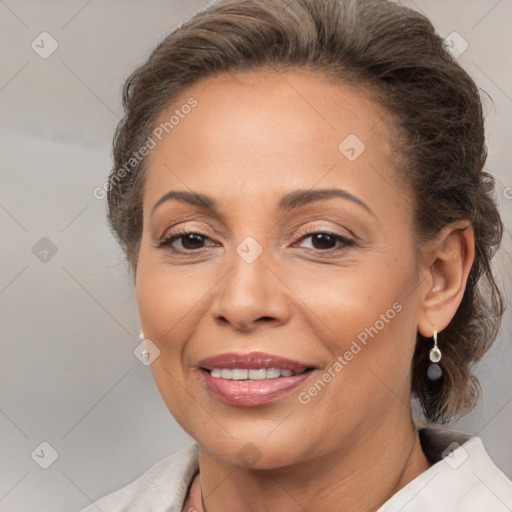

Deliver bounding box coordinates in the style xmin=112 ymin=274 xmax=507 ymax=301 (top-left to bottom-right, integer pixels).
xmin=379 ymin=428 xmax=512 ymax=512
xmin=79 ymin=443 xmax=199 ymax=512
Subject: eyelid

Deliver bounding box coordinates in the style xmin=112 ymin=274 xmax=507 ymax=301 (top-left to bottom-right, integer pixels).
xmin=160 ymin=229 xmax=212 ymax=243
xmin=292 ymin=220 xmax=356 ymax=242
xmin=157 ymin=218 xmax=227 ymax=242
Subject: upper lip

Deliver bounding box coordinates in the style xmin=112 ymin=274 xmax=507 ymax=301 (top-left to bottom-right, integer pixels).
xmin=198 ymin=352 xmax=312 ymax=372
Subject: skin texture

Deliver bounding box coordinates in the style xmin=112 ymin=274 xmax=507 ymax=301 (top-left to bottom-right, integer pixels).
xmin=135 ymin=68 xmax=475 ymax=511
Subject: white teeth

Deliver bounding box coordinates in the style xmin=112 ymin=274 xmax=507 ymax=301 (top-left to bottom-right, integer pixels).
xmin=231 ymin=368 xmax=248 ymax=380
xmin=265 ymin=368 xmax=281 ymax=379
xmin=209 ymin=368 xmax=298 ymax=380
xmin=248 ymin=368 xmax=267 ymax=380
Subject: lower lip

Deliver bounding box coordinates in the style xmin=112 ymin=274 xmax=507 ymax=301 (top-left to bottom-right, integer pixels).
xmin=201 ymin=370 xmax=313 ymax=407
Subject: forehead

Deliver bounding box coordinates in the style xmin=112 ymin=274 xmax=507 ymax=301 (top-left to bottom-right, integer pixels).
xmin=143 ymin=68 xmax=404 ymax=215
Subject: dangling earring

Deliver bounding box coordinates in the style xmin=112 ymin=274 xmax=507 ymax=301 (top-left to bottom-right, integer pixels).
xmin=429 ymin=329 xmax=441 ymax=362
xmin=427 ymin=329 xmax=442 ymax=380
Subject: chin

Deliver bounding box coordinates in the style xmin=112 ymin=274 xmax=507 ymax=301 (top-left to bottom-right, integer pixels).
xmin=206 ymin=438 xmax=305 ymax=470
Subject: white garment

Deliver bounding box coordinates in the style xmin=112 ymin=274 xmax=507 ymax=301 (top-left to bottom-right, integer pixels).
xmin=378 ymin=429 xmax=512 ymax=511
xmin=80 ymin=429 xmax=512 ymax=511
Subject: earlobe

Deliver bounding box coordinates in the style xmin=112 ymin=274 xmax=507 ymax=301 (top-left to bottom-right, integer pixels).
xmin=417 ymin=222 xmax=475 ymax=337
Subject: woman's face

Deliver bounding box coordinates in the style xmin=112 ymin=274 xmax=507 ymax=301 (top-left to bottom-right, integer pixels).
xmin=136 ymin=68 xmax=424 ymax=468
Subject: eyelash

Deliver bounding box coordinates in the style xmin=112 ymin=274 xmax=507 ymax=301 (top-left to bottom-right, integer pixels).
xmin=294 ymin=227 xmax=354 ymax=253
xmin=158 ymin=227 xmax=354 ymax=255
xmin=158 ymin=230 xmax=217 ymax=253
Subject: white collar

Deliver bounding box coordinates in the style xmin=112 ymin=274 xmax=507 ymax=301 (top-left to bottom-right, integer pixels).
xmin=378 ymin=428 xmax=512 ymax=511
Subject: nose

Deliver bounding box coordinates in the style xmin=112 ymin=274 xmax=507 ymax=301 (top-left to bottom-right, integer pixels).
xmin=210 ymin=248 xmax=291 ymax=332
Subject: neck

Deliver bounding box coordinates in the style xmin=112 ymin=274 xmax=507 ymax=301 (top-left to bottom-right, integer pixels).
xmin=189 ymin=410 xmax=430 ymax=512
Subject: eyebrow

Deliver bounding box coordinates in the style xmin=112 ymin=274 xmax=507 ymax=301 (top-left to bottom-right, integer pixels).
xmin=151 ymin=188 xmax=374 ymax=217
xmin=151 ymin=190 xmax=220 ymax=216
xmin=277 ymin=189 xmax=374 ymax=215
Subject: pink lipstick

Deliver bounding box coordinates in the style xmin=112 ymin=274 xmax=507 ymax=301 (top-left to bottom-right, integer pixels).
xmin=198 ymin=352 xmax=315 ymax=407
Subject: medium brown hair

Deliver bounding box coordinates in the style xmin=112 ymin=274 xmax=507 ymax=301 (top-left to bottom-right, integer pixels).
xmin=107 ymin=0 xmax=503 ymax=423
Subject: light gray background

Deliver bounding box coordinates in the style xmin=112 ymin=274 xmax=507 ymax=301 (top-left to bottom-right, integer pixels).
xmin=1 ymin=1 xmax=511 ymax=511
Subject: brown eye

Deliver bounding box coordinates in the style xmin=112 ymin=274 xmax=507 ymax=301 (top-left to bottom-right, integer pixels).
xmin=296 ymin=231 xmax=354 ymax=252
xmin=309 ymin=233 xmax=337 ymax=250
xmin=178 ymin=233 xmax=207 ymax=250
xmin=159 ymin=231 xmax=216 ymax=252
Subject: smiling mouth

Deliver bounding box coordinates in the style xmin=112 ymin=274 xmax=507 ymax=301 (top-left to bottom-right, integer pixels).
xmin=197 ymin=352 xmax=317 ymax=406
xmin=208 ymin=367 xmax=308 ymax=380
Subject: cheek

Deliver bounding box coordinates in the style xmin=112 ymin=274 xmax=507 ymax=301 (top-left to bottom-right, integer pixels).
xmin=281 ymin=260 xmax=404 ymax=343
xmin=284 ymin=261 xmax=417 ymax=396
xmin=136 ymin=258 xmax=213 ymax=348
xmin=135 ymin=257 xmax=209 ymax=427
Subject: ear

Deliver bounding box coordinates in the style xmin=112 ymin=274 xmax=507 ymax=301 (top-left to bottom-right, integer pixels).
xmin=417 ymin=221 xmax=475 ymax=337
